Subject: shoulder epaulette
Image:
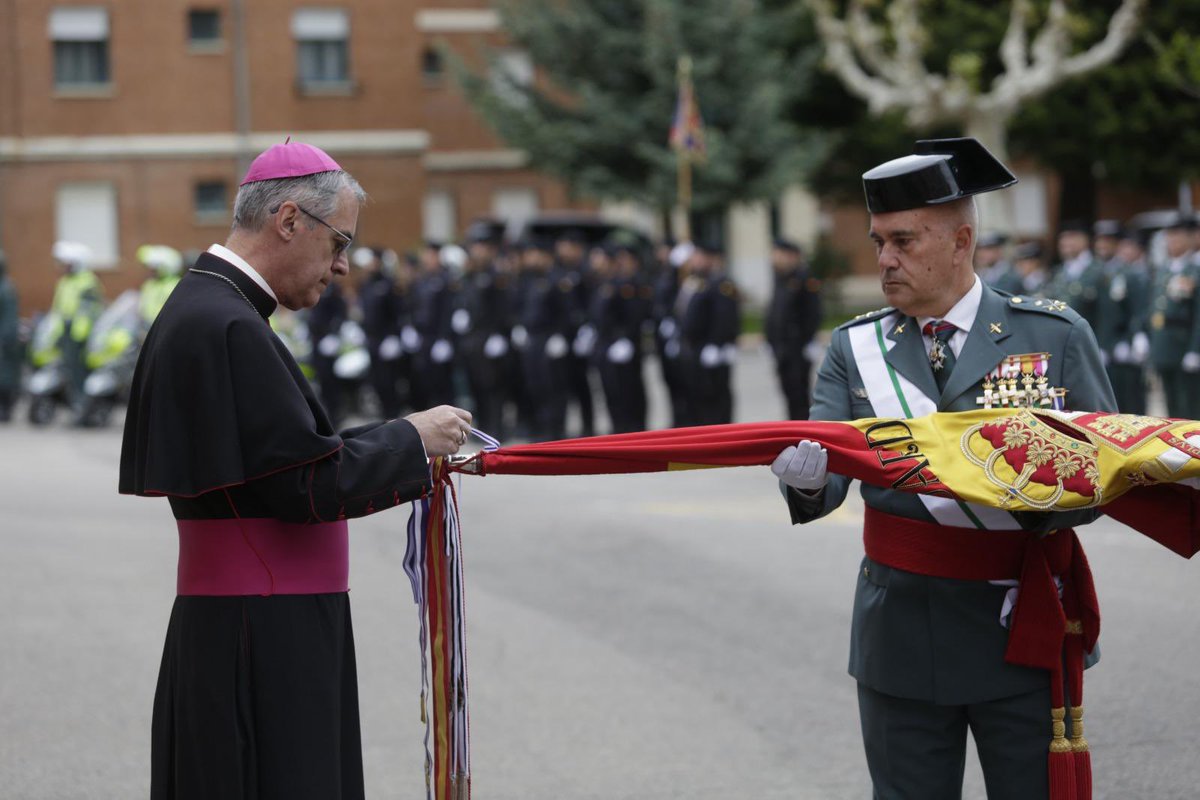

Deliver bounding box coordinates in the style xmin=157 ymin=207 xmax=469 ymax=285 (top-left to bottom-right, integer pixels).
xmin=837 ymin=306 xmax=895 ymax=330
xmin=1007 ymin=295 xmax=1082 ymax=323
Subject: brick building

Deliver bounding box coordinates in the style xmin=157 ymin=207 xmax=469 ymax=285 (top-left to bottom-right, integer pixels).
xmin=0 ymin=1 xmax=581 ymax=314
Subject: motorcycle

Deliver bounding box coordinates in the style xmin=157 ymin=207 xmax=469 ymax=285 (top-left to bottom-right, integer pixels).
xmin=25 ymin=312 xmax=68 ymax=426
xmin=78 ymin=290 xmax=141 ymax=428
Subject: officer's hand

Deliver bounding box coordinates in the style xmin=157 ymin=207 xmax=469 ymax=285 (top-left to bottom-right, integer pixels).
xmin=1112 ymin=341 xmax=1131 ymax=364
xmin=1184 ymin=352 xmax=1200 ymax=373
xmin=406 ymin=405 xmax=473 ymax=458
xmin=771 ymin=440 xmax=828 ymax=492
xmin=1131 ymin=332 xmax=1150 ymax=364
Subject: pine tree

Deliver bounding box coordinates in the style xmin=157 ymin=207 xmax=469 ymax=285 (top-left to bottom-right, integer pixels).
xmin=452 ymin=0 xmax=826 ymax=229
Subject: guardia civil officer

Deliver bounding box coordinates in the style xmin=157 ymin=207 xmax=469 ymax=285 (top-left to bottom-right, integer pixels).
xmin=1044 ymin=220 xmax=1105 ymax=332
xmin=354 ymin=246 xmax=405 ymax=418
xmin=765 ymin=238 xmax=822 ymax=420
xmin=591 ymin=243 xmax=650 ymax=433
xmin=677 ymin=240 xmax=740 ymax=425
xmin=454 ymin=222 xmax=514 ymax=438
xmin=974 ymin=231 xmax=1010 ymax=286
xmin=652 ymin=241 xmax=692 ymax=427
xmin=1093 ymin=221 xmax=1150 ymax=414
xmin=136 ymin=245 xmax=184 ymax=327
xmin=1148 ymin=212 xmax=1200 ymax=418
xmin=518 ymin=237 xmax=577 ymax=440
xmin=410 ymin=242 xmax=459 ymax=409
xmin=772 ymin=138 xmax=1116 ymax=799
xmin=49 ymin=241 xmax=103 ymax=416
xmin=555 ymin=230 xmax=596 ymax=437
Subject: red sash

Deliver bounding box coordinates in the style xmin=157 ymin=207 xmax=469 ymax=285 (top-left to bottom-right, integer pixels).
xmin=176 ymin=518 xmax=349 ymax=597
xmin=863 ymin=506 xmax=1100 ymax=800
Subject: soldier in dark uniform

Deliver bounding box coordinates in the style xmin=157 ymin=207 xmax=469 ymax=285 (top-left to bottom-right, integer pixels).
xmin=454 ymin=222 xmax=513 ymax=438
xmin=1000 ymin=240 xmax=1049 ymax=297
xmin=653 ymin=242 xmax=692 ymax=426
xmin=1148 ymin=212 xmax=1200 ymax=418
xmin=974 ymin=231 xmax=1010 ymax=286
xmin=554 ymin=230 xmax=596 ymax=437
xmin=765 ymin=238 xmax=822 ymax=420
xmin=678 ymin=241 xmax=741 ymax=425
xmin=1043 ymin=220 xmax=1105 ymax=330
xmin=518 ymin=237 xmax=576 ymax=440
xmin=0 ymin=251 xmax=20 ymax=422
xmin=1092 ymin=221 xmax=1150 ymax=414
xmin=354 ymin=247 xmax=404 ymax=418
xmin=410 ymin=242 xmax=458 ymax=408
xmin=307 ymin=280 xmax=350 ymax=426
xmin=592 ymin=244 xmax=650 ymax=433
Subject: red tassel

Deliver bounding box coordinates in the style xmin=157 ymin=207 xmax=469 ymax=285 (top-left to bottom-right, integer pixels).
xmin=1071 ymin=706 xmax=1092 ymax=800
xmin=1049 ymin=707 xmax=1078 ymax=800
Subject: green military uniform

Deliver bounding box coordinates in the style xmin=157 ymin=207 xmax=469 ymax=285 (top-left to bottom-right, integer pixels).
xmin=1148 ymin=253 xmax=1200 ymax=418
xmin=1094 ymin=255 xmax=1150 ymax=414
xmin=0 ymin=254 xmax=21 ymax=421
xmin=787 ymin=282 xmax=1116 ymax=798
xmin=1043 ymin=252 xmax=1106 ymax=331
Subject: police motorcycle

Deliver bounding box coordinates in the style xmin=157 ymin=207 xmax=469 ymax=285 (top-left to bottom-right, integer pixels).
xmin=272 ymin=308 xmax=317 ymax=382
xmin=25 ymin=311 xmax=69 ymax=425
xmin=77 ymin=290 xmax=141 ymax=428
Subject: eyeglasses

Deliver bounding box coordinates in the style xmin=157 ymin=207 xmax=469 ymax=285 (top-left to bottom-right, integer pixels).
xmin=295 ymin=205 xmax=354 ymax=257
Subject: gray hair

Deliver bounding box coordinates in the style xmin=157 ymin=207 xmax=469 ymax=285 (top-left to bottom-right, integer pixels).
xmin=232 ymin=170 xmax=367 ymax=232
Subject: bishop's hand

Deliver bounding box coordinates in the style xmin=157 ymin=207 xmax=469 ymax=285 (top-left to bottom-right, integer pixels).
xmin=406 ymin=405 xmax=474 ymax=457
xmin=771 ymin=440 xmax=828 ymax=493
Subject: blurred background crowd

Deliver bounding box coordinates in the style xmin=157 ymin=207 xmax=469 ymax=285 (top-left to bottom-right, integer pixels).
xmin=1 ymin=0 xmax=1198 ymax=433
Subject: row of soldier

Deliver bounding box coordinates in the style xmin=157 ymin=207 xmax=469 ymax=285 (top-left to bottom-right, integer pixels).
xmin=974 ymin=211 xmax=1200 ymax=419
xmin=306 ymin=226 xmax=762 ymax=440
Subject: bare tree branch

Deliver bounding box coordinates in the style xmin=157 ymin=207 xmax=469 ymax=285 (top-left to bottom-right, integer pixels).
xmin=807 ymin=0 xmax=918 ymax=114
xmin=886 ymin=0 xmax=929 ymax=86
xmin=998 ymin=0 xmax=1031 ymax=82
xmin=846 ymin=0 xmax=891 ymax=78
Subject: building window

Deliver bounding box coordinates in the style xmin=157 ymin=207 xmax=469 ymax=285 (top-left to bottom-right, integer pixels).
xmin=56 ymin=182 xmax=119 ymax=268
xmin=194 ymin=180 xmax=228 ymax=221
xmin=422 ymin=190 xmax=457 ymax=244
xmin=187 ymin=9 xmax=222 ymax=48
xmin=421 ymin=46 xmax=443 ymax=84
xmin=292 ymin=8 xmax=350 ymax=91
xmin=49 ymin=7 xmax=111 ymax=89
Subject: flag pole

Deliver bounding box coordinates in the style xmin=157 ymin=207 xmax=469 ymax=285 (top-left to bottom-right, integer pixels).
xmin=675 ymin=55 xmax=694 ymax=242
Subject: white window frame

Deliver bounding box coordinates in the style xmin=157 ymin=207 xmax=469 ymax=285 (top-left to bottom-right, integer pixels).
xmin=55 ymin=181 xmax=120 ymax=269
xmin=292 ymin=8 xmax=351 ymax=91
xmin=49 ymin=6 xmax=111 ymax=89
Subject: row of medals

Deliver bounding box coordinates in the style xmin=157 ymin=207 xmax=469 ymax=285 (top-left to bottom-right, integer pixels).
xmin=976 ymin=353 xmax=1066 ymax=410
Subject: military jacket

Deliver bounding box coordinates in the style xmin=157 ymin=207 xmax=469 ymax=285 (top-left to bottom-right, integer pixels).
xmin=1148 ymin=255 xmax=1200 ymax=367
xmin=786 ymin=283 xmax=1117 ymax=704
xmin=1093 ymin=258 xmax=1149 ymax=353
xmin=454 ymin=266 xmax=513 ymax=341
xmin=1044 ymin=255 xmax=1106 ymax=330
xmin=765 ymin=268 xmax=822 ymax=360
xmin=678 ymin=273 xmax=740 ymax=350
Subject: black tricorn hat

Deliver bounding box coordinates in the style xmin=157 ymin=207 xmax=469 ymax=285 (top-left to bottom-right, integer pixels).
xmin=862 ymin=137 xmax=1017 ymax=214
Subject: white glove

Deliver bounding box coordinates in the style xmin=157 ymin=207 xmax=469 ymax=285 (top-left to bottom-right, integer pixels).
xmin=664 ymin=339 xmax=680 ymax=359
xmin=318 ymin=334 xmax=340 ymax=357
xmin=700 ymin=344 xmax=722 ymax=368
xmin=771 ymin=440 xmax=829 ymax=492
xmin=340 ymin=320 xmax=366 ymax=347
xmin=803 ymin=340 xmax=825 ymax=363
xmin=606 ymin=338 xmax=634 ymax=364
xmin=573 ymin=324 xmax=596 ymax=357
xmin=511 ymin=325 xmax=529 ymax=349
xmin=401 ymin=325 xmax=422 ymax=353
xmin=658 ymin=317 xmax=677 ymax=339
xmin=1112 ymin=341 xmax=1131 ymax=364
xmin=484 ymin=333 xmax=509 ymax=359
xmin=379 ymin=335 xmax=403 ymax=361
xmin=431 ymin=339 xmax=454 ymax=364
xmin=545 ymin=333 xmax=568 ymax=359
xmin=722 ymin=343 xmax=738 ymax=365
xmin=1131 ymin=332 xmax=1150 ymax=364
xmin=1184 ymin=352 xmax=1200 ymax=373
xmin=451 ymin=309 xmax=471 ymax=335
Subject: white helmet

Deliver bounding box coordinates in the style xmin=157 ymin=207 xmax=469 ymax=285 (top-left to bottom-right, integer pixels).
xmin=136 ymin=244 xmax=183 ymax=276
xmin=439 ymin=244 xmax=467 ymax=272
xmin=52 ymin=240 xmax=92 ymax=269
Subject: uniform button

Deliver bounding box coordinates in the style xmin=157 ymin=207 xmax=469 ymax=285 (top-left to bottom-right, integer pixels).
xmin=863 ymin=565 xmax=870 ymax=578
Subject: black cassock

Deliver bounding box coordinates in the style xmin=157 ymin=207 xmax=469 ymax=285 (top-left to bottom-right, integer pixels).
xmin=120 ymin=251 xmax=431 ymax=800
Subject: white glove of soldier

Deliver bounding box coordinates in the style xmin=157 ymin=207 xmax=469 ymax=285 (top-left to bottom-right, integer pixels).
xmin=1112 ymin=341 xmax=1131 ymax=364
xmin=545 ymin=333 xmax=569 ymax=359
xmin=431 ymin=339 xmax=455 ymax=364
xmin=700 ymin=344 xmax=722 ymax=368
xmin=401 ymin=325 xmax=422 ymax=353
xmin=771 ymin=440 xmax=828 ymax=492
xmin=573 ymin=324 xmax=596 ymax=357
xmin=451 ymin=309 xmax=471 ymax=335
xmin=484 ymin=333 xmax=509 ymax=359
xmin=606 ymin=338 xmax=634 ymax=364
xmin=1131 ymin=332 xmax=1150 ymax=364
xmin=658 ymin=317 xmax=677 ymax=339
xmin=318 ymin=334 xmax=340 ymax=357
xmin=1184 ymin=352 xmax=1200 ymax=373
xmin=511 ymin=325 xmax=529 ymax=349
xmin=379 ymin=335 xmax=403 ymax=361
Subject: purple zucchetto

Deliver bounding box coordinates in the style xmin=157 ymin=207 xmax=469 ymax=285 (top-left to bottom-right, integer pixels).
xmin=239 ymin=139 xmax=342 ymax=186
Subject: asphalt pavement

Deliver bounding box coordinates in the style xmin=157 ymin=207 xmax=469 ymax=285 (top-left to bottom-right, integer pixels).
xmin=1 ymin=345 xmax=1198 ymax=799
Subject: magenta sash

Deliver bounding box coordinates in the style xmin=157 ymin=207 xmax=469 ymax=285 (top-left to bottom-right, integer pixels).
xmin=176 ymin=518 xmax=349 ymax=596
